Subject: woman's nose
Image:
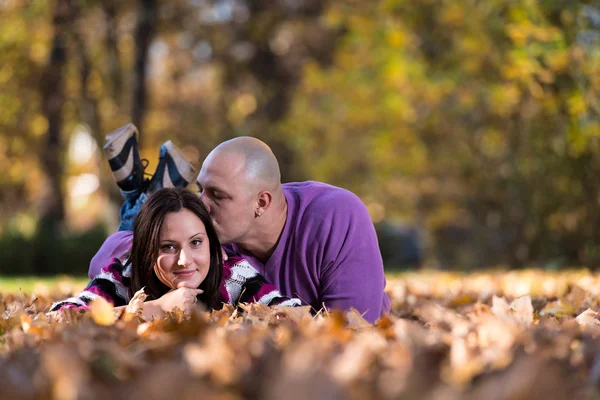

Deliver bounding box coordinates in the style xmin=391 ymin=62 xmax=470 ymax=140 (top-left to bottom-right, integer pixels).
xmin=178 ymin=248 xmax=191 ymax=267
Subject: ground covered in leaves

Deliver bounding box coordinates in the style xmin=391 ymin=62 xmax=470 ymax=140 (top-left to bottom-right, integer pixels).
xmin=3 ymin=270 xmax=600 ymax=400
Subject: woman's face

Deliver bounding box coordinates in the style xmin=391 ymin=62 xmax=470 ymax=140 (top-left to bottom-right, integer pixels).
xmin=154 ymin=208 xmax=211 ymax=289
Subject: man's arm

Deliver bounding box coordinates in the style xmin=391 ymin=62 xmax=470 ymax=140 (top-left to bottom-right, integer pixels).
xmin=89 ymin=231 xmax=134 ymax=278
xmin=313 ymin=190 xmax=390 ymax=323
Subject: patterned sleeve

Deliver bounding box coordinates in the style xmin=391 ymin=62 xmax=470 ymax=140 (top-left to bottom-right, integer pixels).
xmin=49 ymin=258 xmax=133 ymax=311
xmin=220 ymin=257 xmax=301 ymax=307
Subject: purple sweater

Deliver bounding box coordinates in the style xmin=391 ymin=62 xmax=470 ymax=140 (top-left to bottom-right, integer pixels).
xmin=89 ymin=181 xmax=390 ymax=322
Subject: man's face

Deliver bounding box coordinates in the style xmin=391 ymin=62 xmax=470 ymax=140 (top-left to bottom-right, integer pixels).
xmin=196 ymin=151 xmax=255 ymax=244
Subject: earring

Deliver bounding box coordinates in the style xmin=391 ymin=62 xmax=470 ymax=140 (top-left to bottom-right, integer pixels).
xmin=256 ymin=211 xmax=262 ymax=217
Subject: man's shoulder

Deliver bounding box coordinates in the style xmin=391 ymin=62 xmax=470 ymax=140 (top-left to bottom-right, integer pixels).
xmin=283 ymin=181 xmax=369 ymax=224
xmin=284 ymin=181 xmax=365 ymax=213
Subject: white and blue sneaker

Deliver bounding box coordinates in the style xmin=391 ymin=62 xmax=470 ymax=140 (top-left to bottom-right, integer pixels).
xmin=148 ymin=140 xmax=197 ymax=192
xmin=103 ymin=124 xmax=144 ymax=192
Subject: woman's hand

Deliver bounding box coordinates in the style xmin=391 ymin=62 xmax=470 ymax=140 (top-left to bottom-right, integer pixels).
xmin=159 ymin=286 xmax=203 ymax=314
xmin=145 ymin=286 xmax=203 ymax=319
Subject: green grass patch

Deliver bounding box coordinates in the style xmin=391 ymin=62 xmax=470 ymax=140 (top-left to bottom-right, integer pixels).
xmin=0 ymin=271 xmax=421 ymax=294
xmin=3 ymin=272 xmax=408 ymax=294
xmin=0 ymin=276 xmax=88 ymax=294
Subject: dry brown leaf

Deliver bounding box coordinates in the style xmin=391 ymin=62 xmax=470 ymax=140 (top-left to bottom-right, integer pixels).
xmin=3 ymin=270 xmax=600 ymax=400
xmin=183 ymin=333 xmax=249 ymax=385
xmin=344 ymin=308 xmax=372 ymax=330
xmin=210 ymin=303 xmax=235 ymax=324
xmin=510 ymin=295 xmax=534 ymax=326
xmin=89 ymin=297 xmax=116 ymax=326
xmin=491 ymin=296 xmax=511 ymax=318
xmin=491 ymin=295 xmax=534 ymax=326
xmin=538 ymin=299 xmax=576 ymax=318
xmin=239 ymin=302 xmax=273 ymax=322
xmin=565 ymin=284 xmax=587 ymax=308
xmin=575 ymin=308 xmax=600 ymax=327
xmin=123 ymin=287 xmax=147 ymax=321
xmin=20 ymin=313 xmax=32 ymax=334
xmin=270 ymin=305 xmax=313 ymax=323
xmin=330 ymin=330 xmax=386 ymax=383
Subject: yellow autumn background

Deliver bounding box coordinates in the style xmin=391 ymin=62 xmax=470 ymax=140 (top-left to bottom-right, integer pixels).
xmin=0 ymin=0 xmax=599 ymax=274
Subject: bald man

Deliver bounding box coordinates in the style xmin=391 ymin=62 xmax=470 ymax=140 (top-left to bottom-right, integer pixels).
xmin=90 ymin=137 xmax=390 ymax=322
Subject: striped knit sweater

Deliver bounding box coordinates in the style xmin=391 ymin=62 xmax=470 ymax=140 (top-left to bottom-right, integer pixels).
xmin=50 ymin=256 xmax=301 ymax=311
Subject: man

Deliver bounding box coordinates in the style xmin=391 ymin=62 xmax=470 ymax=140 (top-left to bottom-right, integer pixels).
xmin=91 ymin=132 xmax=389 ymax=322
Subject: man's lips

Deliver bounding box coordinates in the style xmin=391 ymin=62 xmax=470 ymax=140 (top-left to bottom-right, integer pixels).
xmin=174 ymin=269 xmax=197 ymax=278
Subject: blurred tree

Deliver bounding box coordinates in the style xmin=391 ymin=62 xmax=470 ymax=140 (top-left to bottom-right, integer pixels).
xmin=131 ymin=0 xmax=157 ymax=140
xmin=0 ymin=0 xmax=339 ymax=273
xmin=149 ymin=0 xmax=340 ymax=180
xmin=1 ymin=0 xmax=598 ymax=270
xmin=0 ymin=0 xmax=48 ymax=225
xmin=39 ymin=0 xmax=75 ymax=229
xmin=281 ymin=0 xmax=600 ymax=268
xmin=0 ymin=0 xmax=336 ymax=219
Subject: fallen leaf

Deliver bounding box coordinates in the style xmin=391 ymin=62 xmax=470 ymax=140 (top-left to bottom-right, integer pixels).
xmin=89 ymin=297 xmax=116 ymax=326
xmin=123 ymin=287 xmax=147 ymax=321
xmin=510 ymin=295 xmax=534 ymax=326
xmin=575 ymin=308 xmax=600 ymax=326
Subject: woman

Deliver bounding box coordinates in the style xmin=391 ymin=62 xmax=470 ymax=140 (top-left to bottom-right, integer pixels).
xmin=50 ymin=188 xmax=300 ymax=318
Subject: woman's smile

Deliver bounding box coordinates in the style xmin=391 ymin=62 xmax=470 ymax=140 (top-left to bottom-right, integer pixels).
xmin=173 ymin=269 xmax=198 ymax=278
xmin=154 ymin=209 xmax=212 ymax=289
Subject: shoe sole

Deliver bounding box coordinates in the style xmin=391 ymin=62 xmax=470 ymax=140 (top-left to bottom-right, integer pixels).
xmin=104 ymin=124 xmax=141 ymax=188
xmin=104 ymin=124 xmax=138 ymax=159
xmin=163 ymin=140 xmax=197 ymax=187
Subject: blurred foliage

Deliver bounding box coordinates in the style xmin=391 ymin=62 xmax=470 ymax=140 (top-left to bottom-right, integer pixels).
xmin=0 ymin=223 xmax=107 ymax=276
xmin=0 ymin=0 xmax=599 ymax=270
xmin=282 ymin=0 xmax=600 ymax=268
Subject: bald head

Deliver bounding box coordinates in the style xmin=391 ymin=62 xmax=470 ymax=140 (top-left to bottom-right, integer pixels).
xmin=209 ymin=137 xmax=281 ymax=192
xmin=197 ymin=137 xmax=286 ymax=247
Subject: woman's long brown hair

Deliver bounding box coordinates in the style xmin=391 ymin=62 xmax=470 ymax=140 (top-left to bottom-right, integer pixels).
xmin=128 ymin=187 xmax=223 ymax=310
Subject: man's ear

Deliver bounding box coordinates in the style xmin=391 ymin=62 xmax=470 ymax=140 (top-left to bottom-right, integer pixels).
xmin=255 ymin=190 xmax=272 ymax=216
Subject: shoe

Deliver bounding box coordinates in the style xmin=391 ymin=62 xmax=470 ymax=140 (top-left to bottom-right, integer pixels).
xmin=148 ymin=140 xmax=197 ymax=192
xmin=103 ymin=124 xmax=144 ymax=192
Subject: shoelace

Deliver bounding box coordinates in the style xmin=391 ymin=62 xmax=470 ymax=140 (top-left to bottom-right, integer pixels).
xmin=141 ymin=158 xmax=152 ymax=178
xmin=140 ymin=158 xmax=153 ymax=192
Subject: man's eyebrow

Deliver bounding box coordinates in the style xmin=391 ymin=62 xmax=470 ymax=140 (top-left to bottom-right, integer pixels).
xmin=198 ymin=182 xmax=226 ymax=193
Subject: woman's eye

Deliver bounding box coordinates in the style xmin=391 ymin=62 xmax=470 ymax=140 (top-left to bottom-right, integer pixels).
xmin=160 ymin=244 xmax=176 ymax=252
xmin=191 ymin=239 xmax=202 ymax=247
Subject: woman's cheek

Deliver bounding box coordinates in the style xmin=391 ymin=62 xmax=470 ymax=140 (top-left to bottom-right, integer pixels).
xmin=155 ymin=254 xmax=177 ymax=287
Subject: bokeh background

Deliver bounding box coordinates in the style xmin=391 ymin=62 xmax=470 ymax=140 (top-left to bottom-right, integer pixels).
xmin=0 ymin=0 xmax=599 ymax=275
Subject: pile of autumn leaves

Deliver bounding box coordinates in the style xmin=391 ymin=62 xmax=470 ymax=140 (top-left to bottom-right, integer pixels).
xmin=3 ymin=271 xmax=600 ymax=400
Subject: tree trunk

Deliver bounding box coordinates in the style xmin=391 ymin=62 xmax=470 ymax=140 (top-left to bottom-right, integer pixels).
xmin=34 ymin=0 xmax=73 ymax=273
xmin=72 ymin=19 xmax=103 ymax=145
xmin=39 ymin=0 xmax=72 ymax=230
xmin=131 ymin=0 xmax=157 ymax=143
xmin=102 ymin=0 xmax=122 ymax=104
